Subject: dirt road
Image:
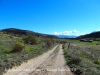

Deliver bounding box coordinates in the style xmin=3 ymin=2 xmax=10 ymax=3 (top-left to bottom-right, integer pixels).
xmin=3 ymin=45 xmax=73 ymax=75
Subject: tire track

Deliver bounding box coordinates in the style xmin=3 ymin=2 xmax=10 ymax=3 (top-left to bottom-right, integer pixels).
xmin=30 ymin=45 xmax=73 ymax=75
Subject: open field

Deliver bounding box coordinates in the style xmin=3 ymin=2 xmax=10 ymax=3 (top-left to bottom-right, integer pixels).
xmin=64 ymin=39 xmax=100 ymax=45
xmin=63 ymin=41 xmax=100 ymax=75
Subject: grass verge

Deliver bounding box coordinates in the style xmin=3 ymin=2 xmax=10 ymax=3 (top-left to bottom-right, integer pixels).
xmin=63 ymin=43 xmax=100 ymax=75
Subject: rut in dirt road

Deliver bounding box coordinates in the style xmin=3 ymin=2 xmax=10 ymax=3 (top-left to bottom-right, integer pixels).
xmin=30 ymin=45 xmax=73 ymax=75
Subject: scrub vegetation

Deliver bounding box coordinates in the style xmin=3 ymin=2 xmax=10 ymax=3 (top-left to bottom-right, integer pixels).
xmin=0 ymin=32 xmax=58 ymax=75
xmin=63 ymin=41 xmax=100 ymax=75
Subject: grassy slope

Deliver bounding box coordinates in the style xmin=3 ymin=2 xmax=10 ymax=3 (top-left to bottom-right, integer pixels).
xmin=0 ymin=33 xmax=56 ymax=75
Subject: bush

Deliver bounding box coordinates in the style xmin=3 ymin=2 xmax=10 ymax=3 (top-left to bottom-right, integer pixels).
xmin=94 ymin=60 xmax=100 ymax=65
xmin=23 ymin=36 xmax=37 ymax=45
xmin=45 ymin=38 xmax=52 ymax=47
xmin=12 ymin=42 xmax=24 ymax=52
xmin=68 ymin=56 xmax=82 ymax=65
xmin=23 ymin=36 xmax=29 ymax=44
xmin=64 ymin=49 xmax=68 ymax=55
xmin=29 ymin=36 xmax=37 ymax=45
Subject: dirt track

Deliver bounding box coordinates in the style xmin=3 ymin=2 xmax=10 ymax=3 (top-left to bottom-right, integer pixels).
xmin=3 ymin=45 xmax=73 ymax=75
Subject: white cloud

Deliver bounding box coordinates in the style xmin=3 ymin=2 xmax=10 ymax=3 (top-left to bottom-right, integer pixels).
xmin=54 ymin=32 xmax=60 ymax=35
xmin=54 ymin=30 xmax=79 ymax=35
xmin=73 ymin=30 xmax=78 ymax=33
xmin=97 ymin=30 xmax=100 ymax=31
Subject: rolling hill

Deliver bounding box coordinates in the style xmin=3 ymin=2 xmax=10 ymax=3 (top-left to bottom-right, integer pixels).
xmin=77 ymin=31 xmax=100 ymax=39
xmin=0 ymin=28 xmax=58 ymax=38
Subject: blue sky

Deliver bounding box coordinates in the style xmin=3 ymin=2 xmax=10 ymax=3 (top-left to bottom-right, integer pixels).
xmin=0 ymin=0 xmax=100 ymax=36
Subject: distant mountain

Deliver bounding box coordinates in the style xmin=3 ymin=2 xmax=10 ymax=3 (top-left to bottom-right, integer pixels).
xmin=1 ymin=28 xmax=58 ymax=38
xmin=77 ymin=31 xmax=100 ymax=39
xmin=56 ymin=35 xmax=77 ymax=38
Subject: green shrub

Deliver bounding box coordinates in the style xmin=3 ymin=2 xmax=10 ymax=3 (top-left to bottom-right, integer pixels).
xmin=62 ymin=44 xmax=65 ymax=49
xmin=12 ymin=42 xmax=24 ymax=52
xmin=94 ymin=60 xmax=100 ymax=65
xmin=23 ymin=36 xmax=37 ymax=45
xmin=45 ymin=38 xmax=52 ymax=47
xmin=64 ymin=49 xmax=68 ymax=55
xmin=23 ymin=36 xmax=30 ymax=44
xmin=29 ymin=36 xmax=37 ymax=45
xmin=0 ymin=40 xmax=3 ymax=45
xmin=68 ymin=56 xmax=82 ymax=65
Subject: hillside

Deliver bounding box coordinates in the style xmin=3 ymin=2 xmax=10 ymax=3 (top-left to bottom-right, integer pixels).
xmin=0 ymin=28 xmax=58 ymax=38
xmin=77 ymin=31 xmax=100 ymax=39
xmin=0 ymin=29 xmax=60 ymax=75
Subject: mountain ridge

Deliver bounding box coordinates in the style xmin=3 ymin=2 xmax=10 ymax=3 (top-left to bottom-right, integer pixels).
xmin=56 ymin=35 xmax=77 ymax=38
xmin=0 ymin=28 xmax=58 ymax=38
xmin=77 ymin=31 xmax=100 ymax=39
